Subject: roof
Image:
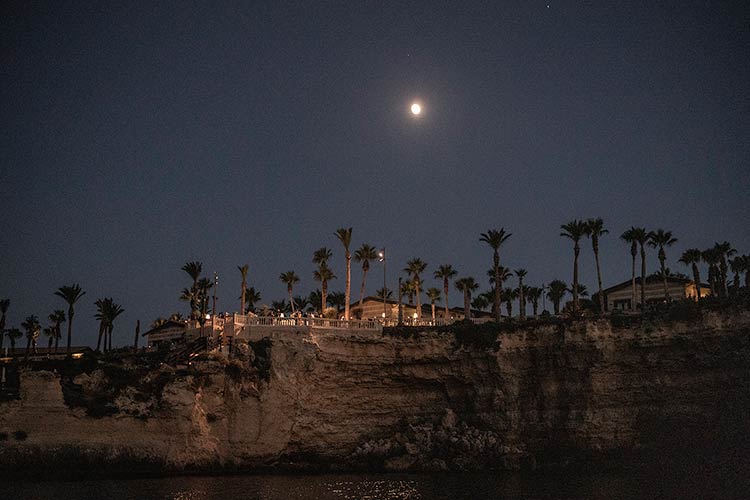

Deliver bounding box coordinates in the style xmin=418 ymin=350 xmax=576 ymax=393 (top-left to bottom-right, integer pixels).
xmin=142 ymin=320 xmax=187 ymax=337
xmin=601 ymin=276 xmax=709 ymax=295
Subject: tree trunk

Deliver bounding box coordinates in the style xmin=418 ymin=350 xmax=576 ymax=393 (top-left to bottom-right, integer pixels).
xmin=659 ymin=250 xmax=668 ymax=301
xmin=344 ymin=252 xmax=351 ymax=320
xmin=572 ymin=243 xmax=580 ymax=310
xmin=692 ymin=264 xmax=702 ymax=300
xmin=431 ymin=303 xmax=436 ymax=321
xmin=134 ymin=320 xmax=140 ymax=350
xmin=415 ymin=279 xmax=422 ymax=319
xmin=108 ymin=326 xmax=113 ymax=351
xmin=321 ymin=282 xmax=328 ymax=316
xmin=493 ymin=251 xmax=501 ymax=323
xmin=66 ymin=308 xmax=74 ymax=354
xmin=54 ymin=326 xmax=59 ymax=353
xmin=358 ymin=268 xmax=368 ymax=308
xmin=640 ymin=245 xmax=646 ymax=310
xmin=288 ymin=288 xmax=295 ymax=314
xmin=96 ymin=323 xmax=104 ymax=352
xmin=443 ymin=280 xmax=450 ymax=318
xmin=630 ymin=252 xmax=637 ymax=310
xmin=553 ymin=298 xmax=560 ymax=316
xmin=594 ymin=247 xmax=604 ymax=314
xmin=518 ymin=279 xmax=525 ymax=320
xmin=463 ymin=291 xmax=470 ymax=319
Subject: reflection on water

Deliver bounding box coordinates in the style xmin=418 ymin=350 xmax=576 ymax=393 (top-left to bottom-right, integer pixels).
xmin=2 ymin=470 xmax=747 ymax=500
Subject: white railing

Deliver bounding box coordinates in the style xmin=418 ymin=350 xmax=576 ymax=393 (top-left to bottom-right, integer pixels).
xmin=229 ymin=314 xmax=495 ymax=331
xmin=230 ymin=314 xmax=382 ymax=331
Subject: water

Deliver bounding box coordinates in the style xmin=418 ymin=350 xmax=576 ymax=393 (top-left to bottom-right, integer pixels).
xmin=2 ymin=471 xmax=747 ymax=500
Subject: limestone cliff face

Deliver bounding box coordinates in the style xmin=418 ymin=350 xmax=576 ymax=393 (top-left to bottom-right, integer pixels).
xmin=1 ymin=311 xmax=749 ymax=475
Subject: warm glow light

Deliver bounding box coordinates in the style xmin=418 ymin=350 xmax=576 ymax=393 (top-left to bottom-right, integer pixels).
xmin=410 ymin=103 xmax=421 ymax=115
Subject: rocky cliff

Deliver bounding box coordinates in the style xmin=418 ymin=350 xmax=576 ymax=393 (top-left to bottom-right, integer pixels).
xmin=1 ymin=310 xmax=749 ymax=477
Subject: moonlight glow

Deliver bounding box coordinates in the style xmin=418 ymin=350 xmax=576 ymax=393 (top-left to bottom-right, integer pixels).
xmin=410 ymin=103 xmax=422 ymax=115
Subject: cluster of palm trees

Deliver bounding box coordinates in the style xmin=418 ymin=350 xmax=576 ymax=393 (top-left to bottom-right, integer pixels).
xmin=0 ymin=283 xmax=131 ymax=357
xmin=216 ymin=221 xmax=749 ymax=324
xmin=179 ymin=261 xmax=215 ymax=332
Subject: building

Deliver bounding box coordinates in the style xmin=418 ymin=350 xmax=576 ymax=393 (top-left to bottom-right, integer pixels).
xmin=142 ymin=320 xmax=188 ymax=347
xmin=602 ymin=276 xmax=711 ymax=311
xmin=350 ymin=296 xmax=492 ymax=321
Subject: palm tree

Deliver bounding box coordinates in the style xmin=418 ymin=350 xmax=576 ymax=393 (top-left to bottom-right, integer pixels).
xmin=568 ymin=283 xmax=588 ymax=296
xmin=527 ymin=286 xmax=543 ymax=318
xmin=479 ymin=228 xmax=512 ymax=323
xmin=501 ymin=287 xmax=518 ymax=318
xmin=334 ymin=227 xmax=353 ymax=320
xmin=400 ymin=279 xmax=416 ymax=305
xmin=279 ymin=271 xmax=300 ymax=313
xmin=6 ymin=328 xmax=22 ymax=354
xmin=43 ymin=326 xmax=56 ymax=352
xmin=713 ymin=242 xmax=736 ymax=297
xmin=628 ymin=227 xmax=650 ymax=309
xmin=354 ymin=244 xmax=378 ymax=308
xmin=94 ymin=299 xmax=108 ymax=352
xmin=679 ymin=249 xmax=704 ymax=300
xmin=621 ymin=228 xmax=640 ymax=310
xmin=54 ymin=284 xmax=86 ymax=354
xmin=328 ymin=291 xmax=346 ymax=316
xmin=105 ymin=300 xmax=124 ymax=351
xmin=585 ymin=218 xmax=608 ymax=314
xmin=404 ymin=258 xmax=428 ymax=319
xmin=241 ymin=287 xmax=262 ymax=313
xmin=426 ymin=288 xmax=441 ymax=320
xmin=434 ymin=265 xmax=457 ymax=318
xmin=181 ymin=261 xmax=202 ymax=319
xmin=648 ymin=229 xmax=678 ymax=301
xmin=21 ymin=315 xmax=40 ymax=360
xmin=238 ymin=264 xmax=249 ymax=315
xmin=313 ymin=247 xmax=333 ymax=266
xmin=308 ymin=290 xmax=323 ymax=313
xmin=293 ymin=295 xmax=310 ymax=313
xmin=547 ymin=280 xmax=567 ymax=315
xmin=560 ymin=220 xmax=588 ymax=311
xmin=0 ymin=299 xmax=9 ymax=350
xmin=48 ymin=310 xmax=65 ymax=353
xmin=702 ymin=247 xmax=721 ymax=296
xmin=514 ymin=269 xmax=527 ymax=320
xmin=455 ymin=277 xmax=478 ymax=319
xmin=196 ymin=278 xmax=212 ymax=336
xmin=375 ymin=287 xmax=393 ymax=300
xmin=471 ymin=294 xmax=490 ymax=311
xmin=729 ymin=256 xmax=743 ymax=292
xmin=313 ymin=263 xmax=336 ymax=314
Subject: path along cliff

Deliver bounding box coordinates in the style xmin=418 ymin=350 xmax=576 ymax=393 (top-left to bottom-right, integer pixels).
xmin=1 ymin=308 xmax=749 ymax=478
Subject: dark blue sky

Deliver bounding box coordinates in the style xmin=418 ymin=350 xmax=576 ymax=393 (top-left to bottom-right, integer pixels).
xmin=2 ymin=1 xmax=748 ymax=345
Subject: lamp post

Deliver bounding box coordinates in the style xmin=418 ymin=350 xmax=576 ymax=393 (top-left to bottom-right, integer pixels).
xmin=378 ymin=248 xmax=386 ymax=321
xmin=212 ymin=272 xmax=219 ymax=335
xmin=397 ymin=277 xmax=403 ymax=326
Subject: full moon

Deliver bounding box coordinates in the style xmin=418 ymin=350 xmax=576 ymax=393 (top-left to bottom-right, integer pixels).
xmin=410 ymin=103 xmax=422 ymax=115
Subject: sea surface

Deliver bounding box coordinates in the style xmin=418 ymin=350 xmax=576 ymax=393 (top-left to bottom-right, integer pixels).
xmin=3 ymin=470 xmax=748 ymax=500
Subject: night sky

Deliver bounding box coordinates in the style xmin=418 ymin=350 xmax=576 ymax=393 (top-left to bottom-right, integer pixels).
xmin=2 ymin=1 xmax=748 ymax=346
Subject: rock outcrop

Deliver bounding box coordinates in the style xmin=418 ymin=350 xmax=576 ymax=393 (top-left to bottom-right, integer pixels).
xmin=1 ymin=311 xmax=749 ymax=477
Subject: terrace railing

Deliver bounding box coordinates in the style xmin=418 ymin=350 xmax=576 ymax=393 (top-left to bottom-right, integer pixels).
xmin=229 ymin=314 xmax=493 ymax=332
xmin=230 ymin=314 xmax=382 ymax=331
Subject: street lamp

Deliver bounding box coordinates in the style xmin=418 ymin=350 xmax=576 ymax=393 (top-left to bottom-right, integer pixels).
xmin=378 ymin=248 xmax=386 ymax=321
